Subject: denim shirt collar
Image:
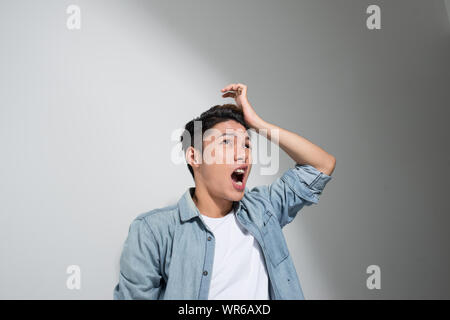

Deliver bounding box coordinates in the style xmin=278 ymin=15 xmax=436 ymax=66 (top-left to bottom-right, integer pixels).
xmin=178 ymin=187 xmax=245 ymax=222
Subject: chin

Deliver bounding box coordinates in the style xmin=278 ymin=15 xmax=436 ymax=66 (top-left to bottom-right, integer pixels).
xmin=227 ymin=189 xmax=246 ymax=202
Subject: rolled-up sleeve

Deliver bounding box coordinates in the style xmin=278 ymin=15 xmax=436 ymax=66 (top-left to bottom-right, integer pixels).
xmin=113 ymin=218 xmax=162 ymax=300
xmin=249 ymin=163 xmax=333 ymax=228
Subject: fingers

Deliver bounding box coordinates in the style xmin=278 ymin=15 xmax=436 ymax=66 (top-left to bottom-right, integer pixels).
xmin=222 ymin=92 xmax=236 ymax=98
xmin=221 ymin=83 xmax=236 ymax=92
xmin=221 ymin=83 xmax=247 ymax=94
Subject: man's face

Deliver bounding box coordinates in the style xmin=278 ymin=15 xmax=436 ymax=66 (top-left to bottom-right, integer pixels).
xmin=194 ymin=120 xmax=252 ymax=202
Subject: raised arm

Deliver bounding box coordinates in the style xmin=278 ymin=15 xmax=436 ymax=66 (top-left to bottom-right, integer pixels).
xmin=221 ymin=83 xmax=335 ymax=228
xmin=221 ymin=83 xmax=336 ymax=175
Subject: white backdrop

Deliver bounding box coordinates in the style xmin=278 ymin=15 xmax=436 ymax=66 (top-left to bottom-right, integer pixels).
xmin=1 ymin=0 xmax=449 ymax=299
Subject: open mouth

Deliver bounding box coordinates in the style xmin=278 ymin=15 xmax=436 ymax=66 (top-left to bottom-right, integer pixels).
xmin=231 ymin=165 xmax=248 ymax=190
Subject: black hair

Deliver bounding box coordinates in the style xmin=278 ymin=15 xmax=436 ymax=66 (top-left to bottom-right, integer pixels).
xmin=180 ymin=104 xmax=250 ymax=180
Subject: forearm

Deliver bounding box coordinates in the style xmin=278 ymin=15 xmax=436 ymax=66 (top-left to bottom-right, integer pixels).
xmin=251 ymin=116 xmax=336 ymax=176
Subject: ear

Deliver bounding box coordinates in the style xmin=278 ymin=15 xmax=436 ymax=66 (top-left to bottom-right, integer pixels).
xmin=186 ymin=146 xmax=201 ymax=169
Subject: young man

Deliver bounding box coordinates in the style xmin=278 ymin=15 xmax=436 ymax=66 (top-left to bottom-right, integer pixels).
xmin=113 ymin=83 xmax=336 ymax=300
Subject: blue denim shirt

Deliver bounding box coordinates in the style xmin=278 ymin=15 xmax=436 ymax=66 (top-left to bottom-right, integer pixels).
xmin=113 ymin=164 xmax=332 ymax=300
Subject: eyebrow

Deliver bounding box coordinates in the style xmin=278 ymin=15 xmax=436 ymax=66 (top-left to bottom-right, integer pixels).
xmin=220 ymin=133 xmax=250 ymax=141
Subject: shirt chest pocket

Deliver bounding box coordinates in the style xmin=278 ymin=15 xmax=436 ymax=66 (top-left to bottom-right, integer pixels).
xmin=261 ymin=210 xmax=289 ymax=267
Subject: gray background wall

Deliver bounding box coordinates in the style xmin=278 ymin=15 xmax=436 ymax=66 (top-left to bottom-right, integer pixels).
xmin=0 ymin=0 xmax=449 ymax=299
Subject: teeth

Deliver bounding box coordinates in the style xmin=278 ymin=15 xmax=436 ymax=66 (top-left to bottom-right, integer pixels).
xmin=235 ymin=168 xmax=245 ymax=173
xmin=236 ymin=181 xmax=243 ymax=186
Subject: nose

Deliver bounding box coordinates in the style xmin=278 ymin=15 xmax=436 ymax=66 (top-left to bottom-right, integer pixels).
xmin=234 ymin=141 xmax=247 ymax=163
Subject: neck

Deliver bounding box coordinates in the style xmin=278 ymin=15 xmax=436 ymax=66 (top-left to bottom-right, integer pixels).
xmin=192 ymin=182 xmax=233 ymax=218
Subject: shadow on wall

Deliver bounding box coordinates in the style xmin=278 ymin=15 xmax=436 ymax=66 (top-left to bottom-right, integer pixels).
xmin=445 ymin=0 xmax=450 ymax=24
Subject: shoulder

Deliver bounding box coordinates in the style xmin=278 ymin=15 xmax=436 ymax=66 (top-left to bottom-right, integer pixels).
xmin=133 ymin=204 xmax=179 ymax=232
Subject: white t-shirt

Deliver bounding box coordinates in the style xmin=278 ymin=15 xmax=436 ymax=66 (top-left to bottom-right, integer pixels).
xmin=200 ymin=208 xmax=270 ymax=300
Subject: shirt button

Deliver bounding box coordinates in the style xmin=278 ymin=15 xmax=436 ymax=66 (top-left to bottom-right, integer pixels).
xmin=207 ymin=236 xmax=212 ymax=241
xmin=203 ymin=270 xmax=208 ymax=276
